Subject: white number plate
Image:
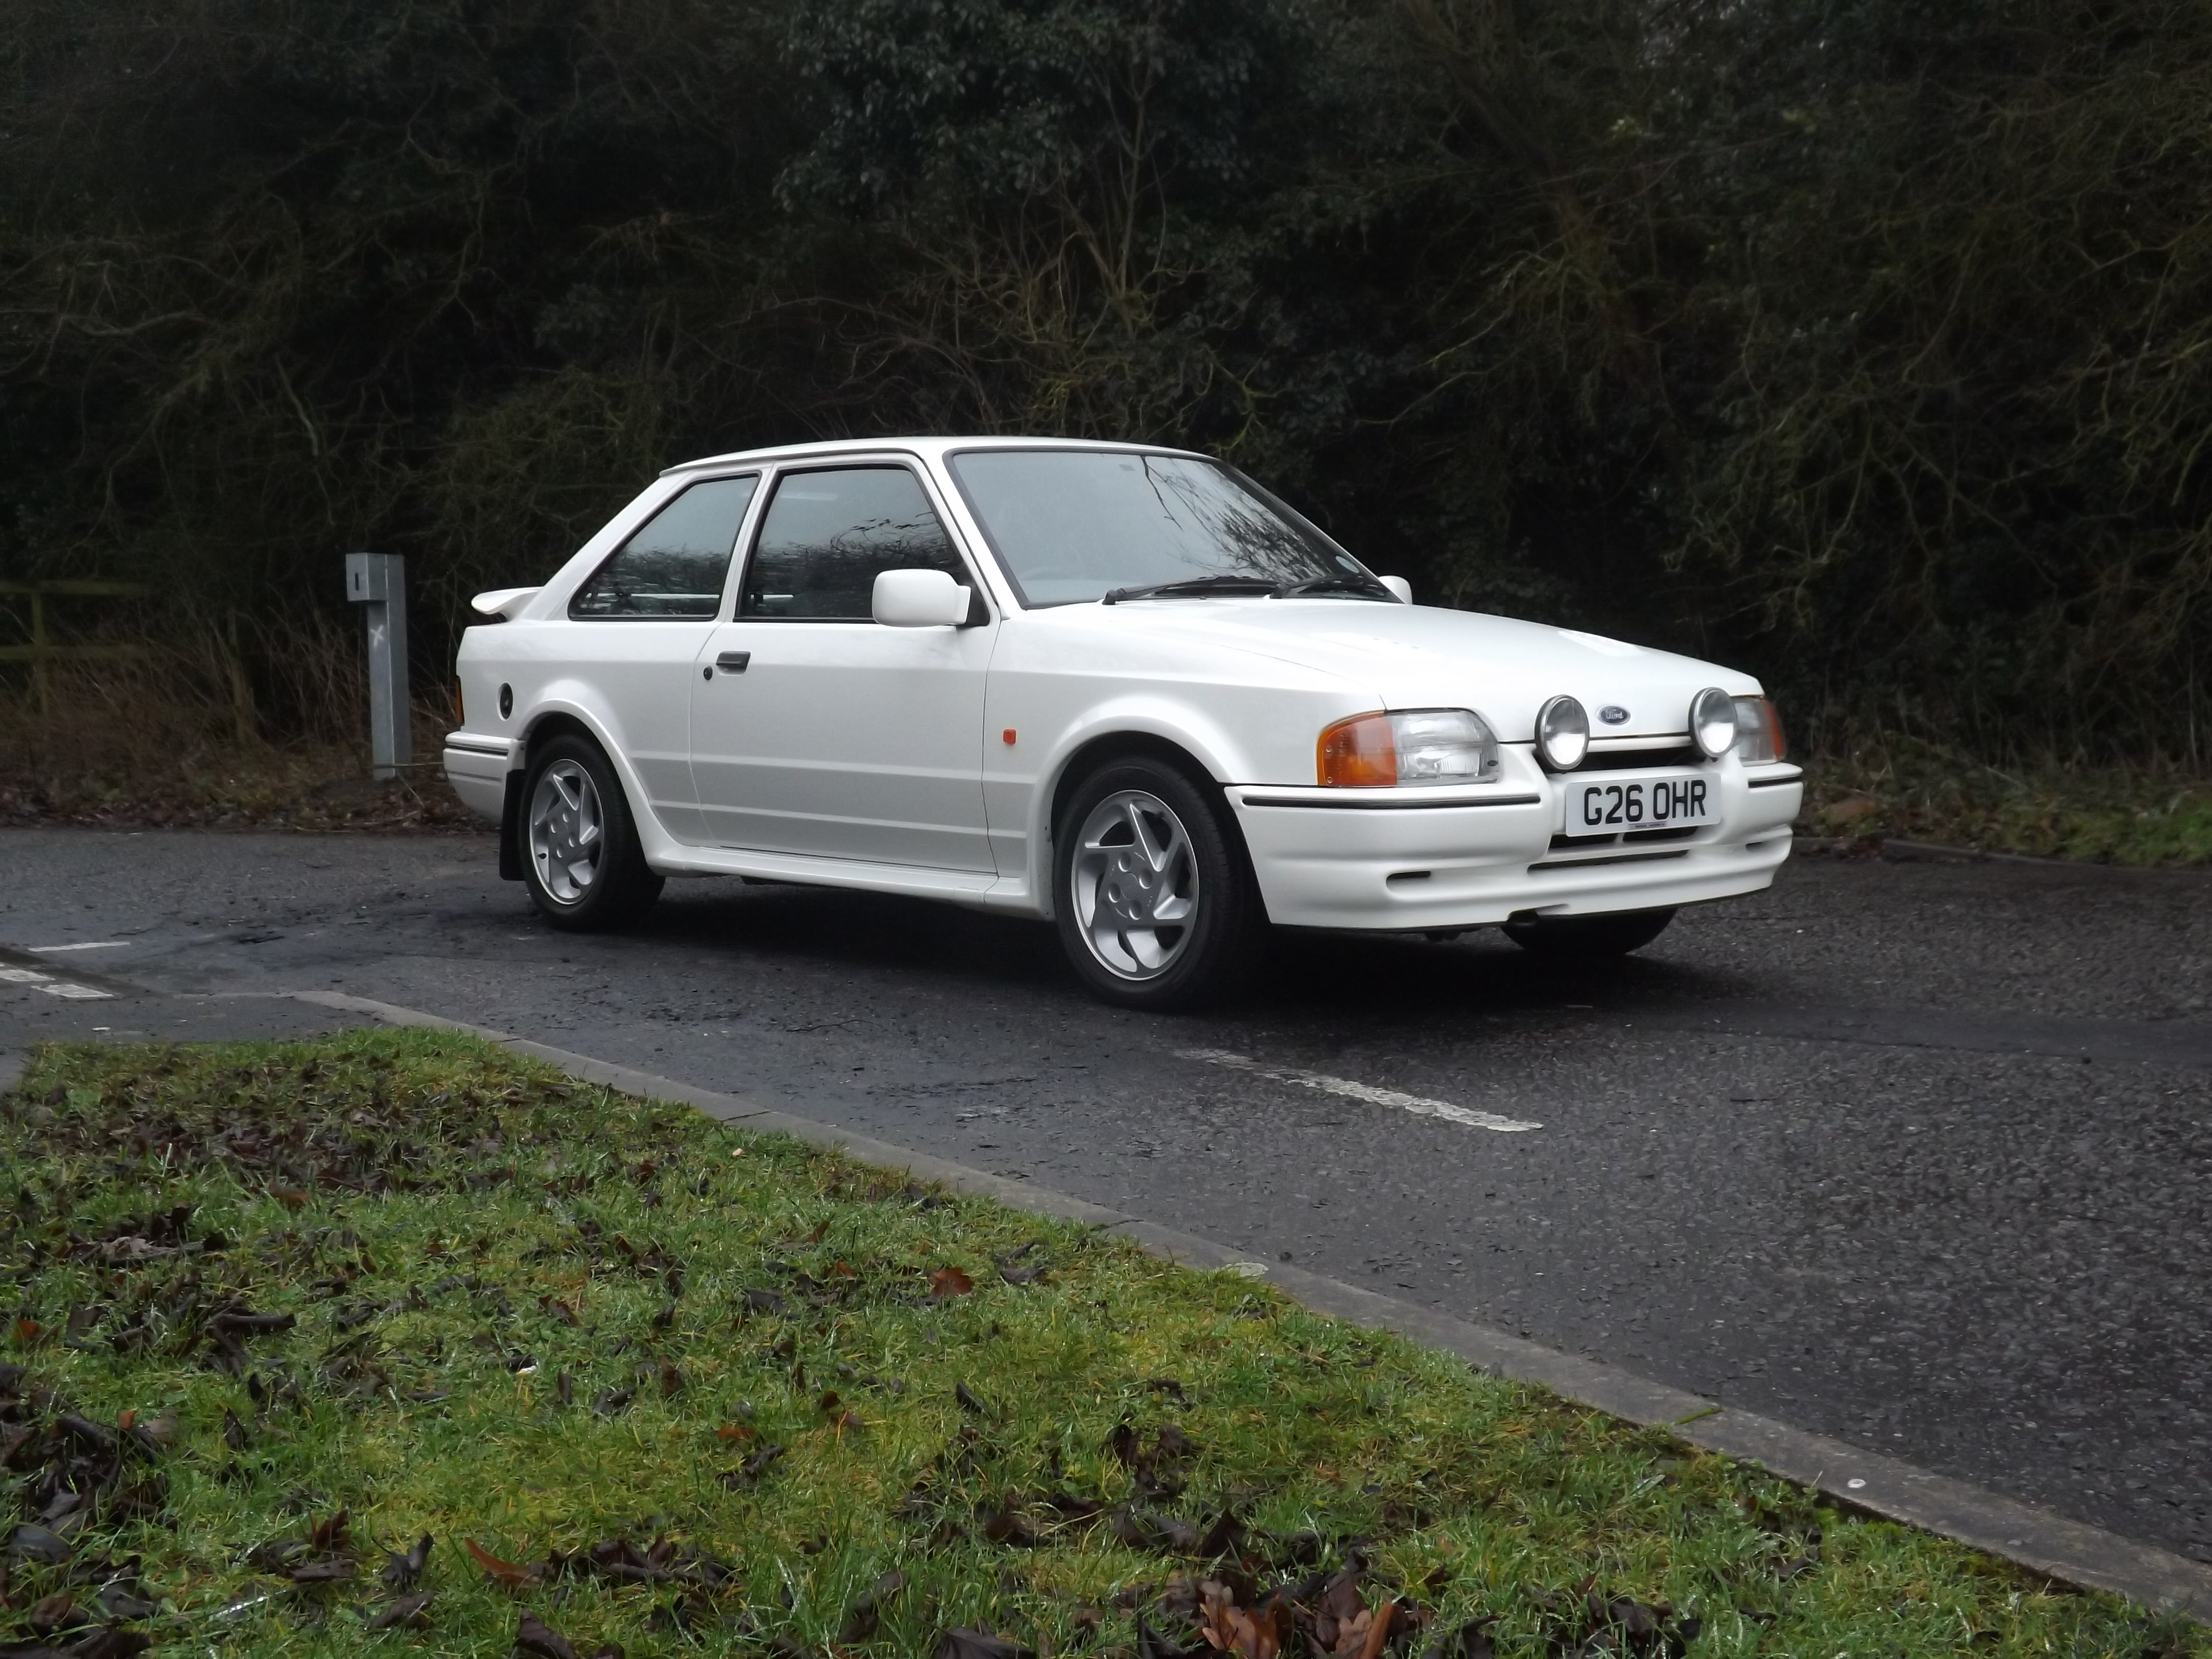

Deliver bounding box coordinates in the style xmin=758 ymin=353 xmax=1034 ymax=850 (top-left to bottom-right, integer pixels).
xmin=1564 ymin=770 xmax=1717 ymax=836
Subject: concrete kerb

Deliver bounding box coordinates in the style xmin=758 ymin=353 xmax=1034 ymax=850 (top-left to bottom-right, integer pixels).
xmin=26 ymin=993 xmax=2209 ymax=1622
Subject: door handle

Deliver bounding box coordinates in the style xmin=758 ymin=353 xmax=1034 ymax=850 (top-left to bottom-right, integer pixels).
xmin=714 ymin=650 xmax=751 ymax=674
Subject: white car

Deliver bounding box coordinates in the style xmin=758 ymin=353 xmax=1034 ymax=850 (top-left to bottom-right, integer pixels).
xmin=444 ymin=437 xmax=1803 ymax=1009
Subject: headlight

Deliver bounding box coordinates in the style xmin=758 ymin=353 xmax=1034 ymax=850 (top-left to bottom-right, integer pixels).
xmin=1733 ymin=696 xmax=1784 ymax=763
xmin=1318 ymin=709 xmax=1500 ymax=787
xmin=1690 ymin=687 xmax=1737 ymax=759
xmin=1535 ymin=695 xmax=1589 ymax=771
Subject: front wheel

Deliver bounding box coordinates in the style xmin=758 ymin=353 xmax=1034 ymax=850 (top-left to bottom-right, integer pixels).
xmin=1053 ymin=756 xmax=1260 ymax=1011
xmin=1503 ymin=907 xmax=1674 ymax=961
xmin=517 ymin=734 xmax=663 ymax=931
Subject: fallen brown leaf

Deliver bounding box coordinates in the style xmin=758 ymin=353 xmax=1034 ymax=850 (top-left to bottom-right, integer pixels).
xmin=1198 ymin=1579 xmax=1284 ymax=1659
xmin=929 ymin=1265 xmax=974 ymax=1299
xmin=307 ymin=1508 xmax=350 ymax=1553
xmin=26 ymin=1592 xmax=89 ymax=1636
xmin=1356 ymin=1602 xmax=1395 ymax=1659
xmin=382 ymin=1533 xmax=433 ymax=1590
xmin=515 ymin=1612 xmax=580 ymax=1659
xmin=936 ymin=1630 xmax=1034 ymax=1659
xmin=465 ymin=1537 xmax=534 ymax=1590
xmin=366 ymin=1591 xmax=433 ymax=1632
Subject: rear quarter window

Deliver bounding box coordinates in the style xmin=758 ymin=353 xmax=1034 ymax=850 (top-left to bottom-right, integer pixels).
xmin=570 ymin=475 xmax=759 ymax=619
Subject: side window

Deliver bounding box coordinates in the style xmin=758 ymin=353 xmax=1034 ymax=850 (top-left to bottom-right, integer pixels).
xmin=570 ymin=475 xmax=759 ymax=619
xmin=741 ymin=466 xmax=968 ymax=620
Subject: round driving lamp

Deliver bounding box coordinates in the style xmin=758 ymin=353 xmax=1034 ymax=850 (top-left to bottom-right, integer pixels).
xmin=1535 ymin=695 xmax=1590 ymax=771
xmin=1690 ymin=687 xmax=1738 ymax=758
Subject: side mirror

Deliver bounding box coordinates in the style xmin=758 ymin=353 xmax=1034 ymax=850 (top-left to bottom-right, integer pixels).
xmin=1379 ymin=575 xmax=1412 ymax=604
xmin=873 ymin=567 xmax=971 ymax=628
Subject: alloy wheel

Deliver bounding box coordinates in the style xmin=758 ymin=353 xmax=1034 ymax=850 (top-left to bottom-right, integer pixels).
xmin=529 ymin=758 xmax=603 ymax=904
xmin=1069 ymin=789 xmax=1201 ymax=980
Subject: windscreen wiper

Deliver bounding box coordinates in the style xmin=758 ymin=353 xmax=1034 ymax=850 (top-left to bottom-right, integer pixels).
xmin=1270 ymin=573 xmax=1393 ymax=600
xmin=1100 ymin=575 xmax=1279 ymax=605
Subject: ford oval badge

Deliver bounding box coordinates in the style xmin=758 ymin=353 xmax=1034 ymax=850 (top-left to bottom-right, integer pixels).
xmin=1599 ymin=705 xmax=1631 ymax=725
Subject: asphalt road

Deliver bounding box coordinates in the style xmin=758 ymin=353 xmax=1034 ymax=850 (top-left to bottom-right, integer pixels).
xmin=3 ymin=827 xmax=2207 ymax=1565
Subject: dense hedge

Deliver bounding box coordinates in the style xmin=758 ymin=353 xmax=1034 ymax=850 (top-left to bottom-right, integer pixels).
xmin=3 ymin=0 xmax=2206 ymax=762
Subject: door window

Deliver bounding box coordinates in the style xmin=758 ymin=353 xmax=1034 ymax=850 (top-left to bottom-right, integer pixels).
xmin=741 ymin=466 xmax=968 ymax=619
xmin=570 ymin=474 xmax=759 ymax=618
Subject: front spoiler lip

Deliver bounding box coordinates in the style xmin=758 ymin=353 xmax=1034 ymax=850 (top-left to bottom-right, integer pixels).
xmin=1239 ymin=791 xmax=1543 ymax=810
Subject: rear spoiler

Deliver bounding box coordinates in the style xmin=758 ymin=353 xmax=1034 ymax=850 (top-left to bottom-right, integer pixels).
xmin=470 ymin=586 xmax=542 ymax=620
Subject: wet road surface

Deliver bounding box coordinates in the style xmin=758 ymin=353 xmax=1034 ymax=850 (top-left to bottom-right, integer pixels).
xmin=2 ymin=827 xmax=2206 ymax=1562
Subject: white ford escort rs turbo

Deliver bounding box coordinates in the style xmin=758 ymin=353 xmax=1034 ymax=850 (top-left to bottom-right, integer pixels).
xmin=444 ymin=437 xmax=1803 ymax=1009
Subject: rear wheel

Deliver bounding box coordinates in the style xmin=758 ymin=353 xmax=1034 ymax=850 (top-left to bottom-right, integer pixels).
xmin=1503 ymin=907 xmax=1674 ymax=961
xmin=1053 ymin=755 xmax=1259 ymax=1011
xmin=518 ymin=734 xmax=663 ymax=931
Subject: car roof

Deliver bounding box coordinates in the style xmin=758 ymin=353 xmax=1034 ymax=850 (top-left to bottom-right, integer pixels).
xmin=660 ymin=434 xmax=1214 ymax=477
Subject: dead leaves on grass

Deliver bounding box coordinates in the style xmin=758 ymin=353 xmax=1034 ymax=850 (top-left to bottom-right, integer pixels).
xmin=465 ymin=1537 xmax=537 ymax=1591
xmin=936 ymin=1630 xmax=1035 ymax=1659
xmin=719 ymin=1443 xmax=788 ymax=1490
xmin=381 ymin=1532 xmax=434 ymax=1591
xmin=1108 ymin=1420 xmax=1196 ymax=1498
xmin=838 ymin=1568 xmax=907 ymax=1642
xmin=515 ymin=1611 xmax=625 ymax=1659
xmin=365 ymin=1591 xmax=433 ymax=1632
xmin=928 ymin=1265 xmax=974 ymax=1300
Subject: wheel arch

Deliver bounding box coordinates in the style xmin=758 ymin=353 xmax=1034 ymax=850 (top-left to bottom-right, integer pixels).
xmin=1040 ymin=730 xmax=1265 ymax=923
xmin=501 ymin=708 xmax=632 ymax=882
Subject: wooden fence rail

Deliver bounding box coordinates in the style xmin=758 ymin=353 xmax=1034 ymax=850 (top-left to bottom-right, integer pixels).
xmin=0 ymin=580 xmax=153 ymax=715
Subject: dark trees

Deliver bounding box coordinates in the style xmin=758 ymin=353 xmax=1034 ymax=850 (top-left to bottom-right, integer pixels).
xmin=2 ymin=0 xmax=2206 ymax=762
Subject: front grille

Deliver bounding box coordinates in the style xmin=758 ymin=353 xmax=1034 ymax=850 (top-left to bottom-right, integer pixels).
xmin=1549 ymin=822 xmax=1704 ymax=854
xmin=1565 ymin=743 xmax=1704 ymax=772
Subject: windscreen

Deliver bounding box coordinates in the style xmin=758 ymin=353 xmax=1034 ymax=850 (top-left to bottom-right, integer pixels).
xmin=946 ymin=450 xmax=1364 ymax=607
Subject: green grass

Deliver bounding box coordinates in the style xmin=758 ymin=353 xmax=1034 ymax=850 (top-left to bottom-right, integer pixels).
xmin=0 ymin=1032 xmax=2201 ymax=1658
xmin=1800 ymin=737 xmax=2212 ymax=865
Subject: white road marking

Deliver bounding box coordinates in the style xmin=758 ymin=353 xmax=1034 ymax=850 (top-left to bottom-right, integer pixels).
xmin=1179 ymin=1048 xmax=1542 ymax=1133
xmin=26 ymin=941 xmax=130 ymax=953
xmin=0 ymin=965 xmax=116 ymax=1000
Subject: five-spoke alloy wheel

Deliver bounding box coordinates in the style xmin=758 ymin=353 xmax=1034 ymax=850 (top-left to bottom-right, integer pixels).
xmin=517 ymin=733 xmax=663 ymax=930
xmin=530 ymin=758 xmax=604 ymax=904
xmin=1070 ymin=789 xmax=1202 ymax=981
xmin=1054 ymin=755 xmax=1259 ymax=1010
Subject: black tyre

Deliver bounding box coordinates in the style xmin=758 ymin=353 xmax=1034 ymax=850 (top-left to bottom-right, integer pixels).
xmin=1053 ymin=754 xmax=1261 ymax=1011
xmin=1503 ymin=907 xmax=1674 ymax=961
xmin=517 ymin=733 xmax=663 ymax=931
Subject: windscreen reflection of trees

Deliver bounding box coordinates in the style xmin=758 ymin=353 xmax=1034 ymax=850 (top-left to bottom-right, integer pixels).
xmin=950 ymin=454 xmax=1345 ymax=606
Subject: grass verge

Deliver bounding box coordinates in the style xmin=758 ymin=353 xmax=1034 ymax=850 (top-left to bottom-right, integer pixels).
xmin=0 ymin=1032 xmax=2202 ymax=1658
xmin=1799 ymin=737 xmax=2212 ymax=865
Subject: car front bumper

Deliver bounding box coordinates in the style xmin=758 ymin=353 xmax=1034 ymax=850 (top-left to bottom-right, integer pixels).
xmin=1229 ymin=759 xmax=1803 ymax=931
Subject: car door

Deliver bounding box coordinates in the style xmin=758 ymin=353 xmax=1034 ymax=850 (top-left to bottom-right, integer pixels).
xmin=562 ymin=471 xmax=760 ymax=844
xmin=688 ymin=461 xmax=997 ymax=871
